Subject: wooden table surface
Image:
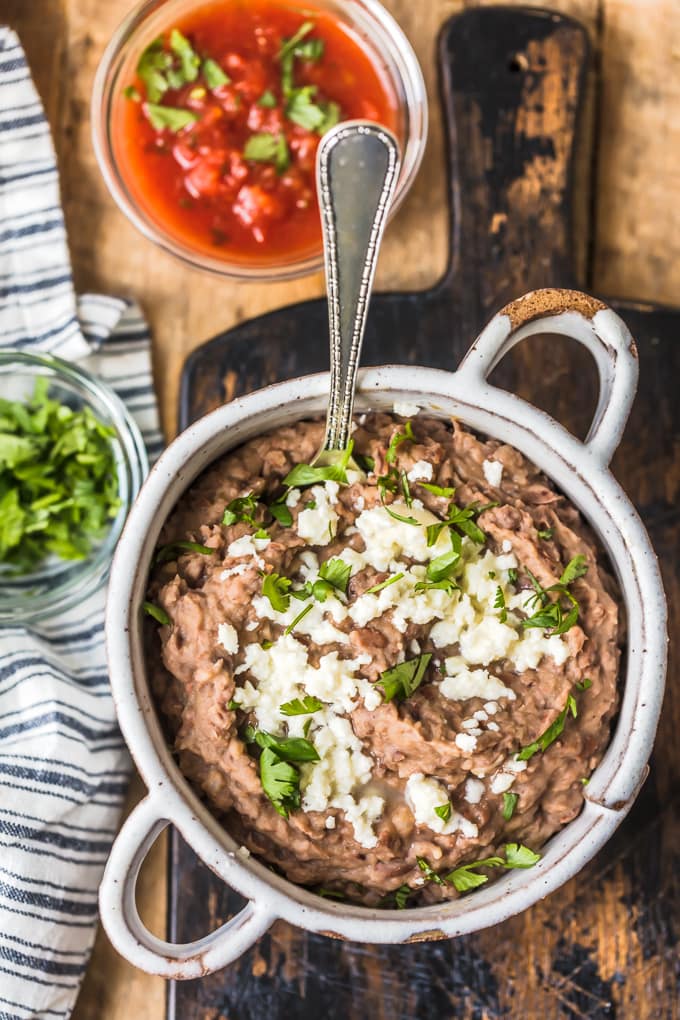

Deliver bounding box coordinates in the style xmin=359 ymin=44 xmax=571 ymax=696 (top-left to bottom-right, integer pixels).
xmin=4 ymin=0 xmax=679 ymax=1017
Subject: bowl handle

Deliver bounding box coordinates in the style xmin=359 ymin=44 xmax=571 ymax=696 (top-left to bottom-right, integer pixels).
xmin=456 ymin=288 xmax=639 ymax=467
xmin=99 ymin=795 xmax=274 ymax=979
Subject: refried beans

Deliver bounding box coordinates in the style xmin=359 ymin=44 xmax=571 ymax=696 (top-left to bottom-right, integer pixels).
xmin=145 ymin=411 xmax=621 ymax=906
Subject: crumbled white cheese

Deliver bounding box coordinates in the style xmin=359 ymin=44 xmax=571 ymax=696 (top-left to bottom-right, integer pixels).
xmin=227 ymin=534 xmax=269 ymax=560
xmin=464 ymin=778 xmax=485 ymax=804
xmin=393 ymin=400 xmax=420 ymax=418
xmin=490 ymin=756 xmax=527 ymax=794
xmin=253 ymin=585 xmax=350 ymax=647
xmin=217 ymin=622 xmax=238 ymax=654
xmin=440 ymin=661 xmax=516 ymax=702
xmin=407 ymin=460 xmax=433 ymax=483
xmin=296 ymin=483 xmax=340 ymax=546
xmin=220 ymin=562 xmax=249 ymax=580
xmin=325 ymin=816 xmax=336 ymax=830
xmin=354 ymin=503 xmax=451 ymax=572
xmin=487 ymin=721 xmax=500 ymax=732
xmin=484 ymin=701 xmax=499 ymax=714
xmin=459 ymin=616 xmax=517 ymax=665
xmin=473 ymin=709 xmax=488 ymax=722
xmin=236 ymin=845 xmax=251 ymax=859
xmin=482 ymin=458 xmax=503 ymax=487
xmin=354 ymin=495 xmax=366 ymax=512
xmin=455 ymin=732 xmax=478 ymax=753
xmin=286 ymin=488 xmax=301 ymax=508
xmin=502 ymin=539 xmax=513 ymax=553
xmin=405 ymin=773 xmax=478 ymax=837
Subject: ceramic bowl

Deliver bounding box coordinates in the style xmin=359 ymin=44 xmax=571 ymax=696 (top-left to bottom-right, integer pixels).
xmin=101 ymin=288 xmax=667 ymax=978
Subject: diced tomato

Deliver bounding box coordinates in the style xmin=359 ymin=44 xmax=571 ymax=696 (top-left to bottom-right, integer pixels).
xmin=232 ymin=184 xmax=287 ymax=242
xmin=172 ymin=139 xmax=200 ymax=170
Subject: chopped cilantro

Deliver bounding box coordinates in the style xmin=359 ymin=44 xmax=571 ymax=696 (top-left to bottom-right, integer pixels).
xmin=502 ymin=792 xmax=518 ymax=820
xmin=419 ymin=482 xmax=456 ymax=498
xmin=245 ymin=727 xmax=319 ymax=817
xmin=136 ymin=37 xmax=172 ymax=103
xmin=494 ymin=585 xmax=507 ymax=623
xmin=384 ymin=504 xmax=420 ymax=526
xmin=261 ymin=572 xmax=292 ymax=612
xmin=284 ymin=602 xmax=313 ymax=635
xmin=434 ymin=802 xmax=452 ymax=823
xmin=257 ymin=89 xmax=278 ymax=108
xmin=169 ymin=29 xmax=200 ymax=83
xmin=507 ymin=567 xmax=518 ymax=584
xmin=365 ymin=572 xmax=404 ymax=595
xmin=419 ymin=843 xmax=541 ymax=894
xmin=123 ymin=85 xmax=141 ymax=101
xmin=425 ymin=531 xmax=462 ymax=583
xmin=268 ymin=497 xmax=293 ymax=527
xmin=377 ymin=653 xmax=432 ymax=703
xmin=143 ymin=601 xmax=170 ymax=625
xmin=154 ymin=540 xmax=212 ymax=564
xmin=280 ymin=695 xmax=323 ymax=716
xmin=144 ymin=103 xmax=198 ymax=132
xmin=286 ymin=85 xmax=326 ymax=131
xmin=222 ymin=492 xmax=260 ymax=528
xmin=243 ymin=132 xmax=290 ymax=174
xmin=316 ymin=557 xmax=351 ymax=598
xmin=576 ymin=677 xmax=593 ymax=691
xmin=283 ymin=441 xmax=354 ymax=488
xmin=202 ymin=57 xmax=230 ymax=89
xmin=537 ymin=527 xmax=554 ymax=540
xmin=0 ymin=378 xmax=121 ymax=572
xmin=517 ymin=692 xmax=579 ymax=761
xmin=385 ymin=421 xmax=415 ymax=465
xmin=521 ymin=555 xmax=588 ymax=635
xmin=416 ymin=857 xmax=446 ymax=886
xmin=227 ymin=698 xmax=242 ymax=711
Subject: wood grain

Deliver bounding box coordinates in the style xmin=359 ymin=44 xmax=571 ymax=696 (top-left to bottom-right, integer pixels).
xmin=2 ymin=1 xmax=679 ymax=1018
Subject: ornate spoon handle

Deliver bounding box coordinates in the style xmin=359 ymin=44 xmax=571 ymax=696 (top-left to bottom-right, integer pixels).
xmin=316 ymin=121 xmax=401 ymax=457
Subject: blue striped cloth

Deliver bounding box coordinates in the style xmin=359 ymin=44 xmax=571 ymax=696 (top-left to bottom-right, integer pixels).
xmin=0 ymin=28 xmax=162 ymax=1018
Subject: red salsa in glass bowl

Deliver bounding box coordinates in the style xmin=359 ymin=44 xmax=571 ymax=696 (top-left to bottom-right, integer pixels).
xmin=93 ymin=0 xmax=427 ymax=279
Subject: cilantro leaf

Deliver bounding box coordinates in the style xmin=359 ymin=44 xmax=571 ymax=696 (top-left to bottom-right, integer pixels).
xmin=416 ymin=857 xmax=446 ymax=886
xmin=365 ymin=572 xmax=404 ymax=595
xmin=284 ymin=602 xmax=313 ymax=635
xmin=426 ymin=531 xmax=462 ymax=583
xmin=537 ymin=527 xmax=554 ymax=540
xmin=419 ymin=482 xmax=456 ymax=498
xmin=434 ymin=802 xmax=452 ymax=822
xmin=317 ymin=557 xmax=351 ymax=595
xmin=202 ymin=57 xmax=230 ymax=89
xmin=286 ymin=86 xmax=326 ymax=131
xmin=169 ymin=29 xmax=200 ymax=83
xmin=278 ymin=20 xmax=316 ymax=62
xmin=227 ymin=698 xmax=241 ymax=710
xmin=504 ymin=843 xmax=541 ymax=868
xmin=259 ymin=747 xmax=300 ymax=817
xmin=243 ymin=132 xmax=290 ymax=174
xmin=507 ymin=567 xmax=518 ymax=584
xmin=502 ymin=792 xmax=518 ymax=820
xmin=222 ymin=491 xmax=260 ymax=528
xmin=576 ymin=677 xmax=592 ymax=691
xmin=257 ymin=89 xmax=278 ymax=108
xmin=517 ymin=692 xmax=579 ymax=761
xmin=249 ymin=730 xmax=320 ymax=762
xmin=559 ymin=554 xmax=588 ymax=586
xmin=154 ymin=540 xmax=212 ymax=564
xmin=261 ymin=572 xmax=292 ymax=612
xmin=494 ymin=585 xmax=507 ymax=623
xmin=414 ymin=578 xmax=458 ymax=594
xmin=377 ymin=653 xmax=432 ymax=703
xmin=283 ymin=441 xmax=354 ymax=488
xmin=0 ymin=434 xmax=34 ymax=468
xmin=136 ymin=37 xmax=172 ymax=103
xmin=393 ymin=884 xmax=412 ymax=909
xmin=268 ymin=498 xmax=293 ymax=526
xmin=384 ymin=504 xmax=420 ymax=526
xmin=385 ymin=421 xmax=415 ymax=465
xmin=123 ymin=84 xmax=141 ymax=101
xmin=144 ymin=102 xmax=198 ymax=132
xmin=280 ymin=695 xmax=323 ymax=716
xmin=143 ymin=601 xmax=171 ymax=625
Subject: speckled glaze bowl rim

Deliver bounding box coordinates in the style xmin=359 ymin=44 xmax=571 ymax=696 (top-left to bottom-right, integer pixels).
xmin=102 ymin=289 xmax=667 ymax=978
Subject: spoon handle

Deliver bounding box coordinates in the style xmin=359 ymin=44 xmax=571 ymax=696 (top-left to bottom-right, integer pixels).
xmin=317 ymin=121 xmax=401 ymax=453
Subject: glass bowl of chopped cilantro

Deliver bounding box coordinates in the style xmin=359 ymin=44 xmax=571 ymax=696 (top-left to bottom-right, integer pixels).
xmin=0 ymin=352 xmax=147 ymax=622
xmin=91 ymin=0 xmax=427 ymax=279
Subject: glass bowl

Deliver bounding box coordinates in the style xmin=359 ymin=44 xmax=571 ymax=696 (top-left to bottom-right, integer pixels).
xmin=91 ymin=0 xmax=428 ymax=281
xmin=0 ymin=352 xmax=148 ymax=623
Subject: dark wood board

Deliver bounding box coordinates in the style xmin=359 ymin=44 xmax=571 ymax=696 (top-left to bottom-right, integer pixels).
xmin=170 ymin=7 xmax=680 ymax=1018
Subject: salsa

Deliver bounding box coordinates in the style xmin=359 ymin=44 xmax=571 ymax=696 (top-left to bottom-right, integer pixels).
xmin=114 ymin=0 xmax=400 ymax=268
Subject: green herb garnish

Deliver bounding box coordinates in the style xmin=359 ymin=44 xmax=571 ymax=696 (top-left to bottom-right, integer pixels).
xmin=517 ymin=692 xmax=579 ymax=761
xmin=365 ymin=572 xmax=404 ymax=595
xmin=257 ymin=89 xmax=278 ymax=108
xmin=144 ymin=103 xmax=198 ymax=132
xmin=508 ymin=567 xmax=518 ymax=584
xmin=143 ymin=601 xmax=170 ymax=625
xmin=419 ymin=483 xmax=456 ymax=498
xmin=502 ymin=792 xmax=518 ymax=820
xmin=280 ymin=695 xmax=323 ymax=716
xmin=377 ymin=653 xmax=432 ymax=703
xmin=434 ymin=802 xmax=452 ymax=823
xmin=537 ymin=527 xmax=554 ymax=540
xmin=154 ymin=540 xmax=212 ymax=564
xmin=0 ymin=378 xmax=122 ymax=572
xmin=284 ymin=602 xmax=313 ymax=635
xmin=283 ymin=441 xmax=354 ymax=488
xmin=245 ymin=727 xmax=320 ymax=817
xmin=169 ymin=29 xmax=200 ymax=83
xmin=575 ymin=677 xmax=592 ymax=691
xmin=222 ymin=492 xmax=260 ymax=528
xmin=227 ymin=698 xmax=242 ymax=711
xmin=123 ymin=85 xmax=141 ymax=101
xmin=202 ymin=57 xmax=230 ymax=89
xmin=494 ymin=586 xmax=507 ymax=623
xmin=243 ymin=132 xmax=290 ymax=174
xmin=419 ymin=843 xmax=541 ymax=894
xmin=521 ymin=555 xmax=588 ymax=635
xmin=261 ymin=572 xmax=292 ymax=612
xmin=385 ymin=421 xmax=415 ymax=465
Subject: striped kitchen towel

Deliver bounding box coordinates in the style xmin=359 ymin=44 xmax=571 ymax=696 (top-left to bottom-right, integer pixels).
xmin=0 ymin=27 xmax=163 ymax=1019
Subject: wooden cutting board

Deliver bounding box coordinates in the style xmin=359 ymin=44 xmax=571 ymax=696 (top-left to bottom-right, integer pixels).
xmin=170 ymin=8 xmax=680 ymax=1018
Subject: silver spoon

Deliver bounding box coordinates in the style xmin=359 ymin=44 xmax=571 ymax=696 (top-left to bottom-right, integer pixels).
xmin=311 ymin=120 xmax=402 ymax=470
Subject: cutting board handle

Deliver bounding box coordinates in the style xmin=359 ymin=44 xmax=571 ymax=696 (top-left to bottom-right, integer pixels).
xmin=436 ymin=6 xmax=589 ymax=319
